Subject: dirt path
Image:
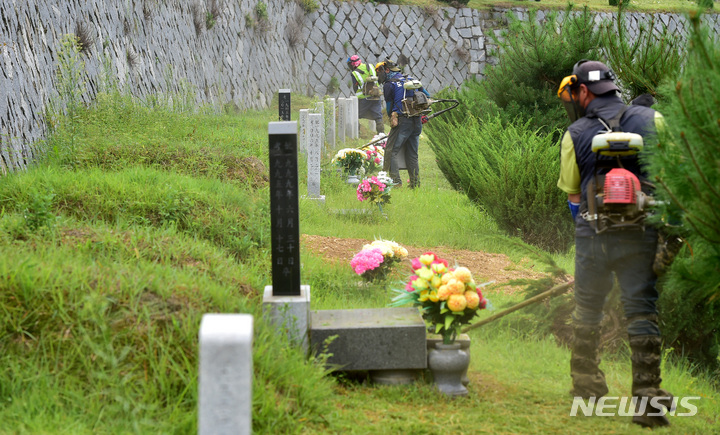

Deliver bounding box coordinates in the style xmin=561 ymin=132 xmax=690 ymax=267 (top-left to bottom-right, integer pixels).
xmin=301 ymin=234 xmax=550 ymax=294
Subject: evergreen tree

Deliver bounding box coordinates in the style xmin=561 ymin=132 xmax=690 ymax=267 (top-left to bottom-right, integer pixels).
xmin=601 ymin=4 xmax=685 ymax=101
xmin=644 ymin=11 xmax=720 ymax=371
xmin=482 ymin=6 xmax=603 ymax=136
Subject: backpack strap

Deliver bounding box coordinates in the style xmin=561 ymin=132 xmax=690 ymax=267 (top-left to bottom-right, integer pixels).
xmin=587 ymin=105 xmax=629 ymax=132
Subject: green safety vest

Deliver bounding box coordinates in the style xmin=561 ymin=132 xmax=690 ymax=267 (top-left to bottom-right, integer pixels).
xmin=351 ymin=63 xmax=378 ymax=99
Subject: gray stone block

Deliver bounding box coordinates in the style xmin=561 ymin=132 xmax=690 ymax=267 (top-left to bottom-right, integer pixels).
xmin=310 ymin=307 xmax=427 ymax=371
xmin=262 ymin=285 xmax=311 ymax=350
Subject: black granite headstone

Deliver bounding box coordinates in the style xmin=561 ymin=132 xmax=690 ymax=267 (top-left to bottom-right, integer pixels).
xmin=268 ymin=122 xmax=301 ymax=296
xmin=278 ymin=89 xmax=291 ymax=121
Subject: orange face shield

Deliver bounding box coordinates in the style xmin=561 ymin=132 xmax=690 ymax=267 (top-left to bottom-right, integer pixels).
xmin=558 ymin=74 xmax=583 ymax=123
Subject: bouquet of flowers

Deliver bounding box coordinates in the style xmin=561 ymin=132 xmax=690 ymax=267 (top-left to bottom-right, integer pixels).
xmin=350 ymin=240 xmax=409 ymax=282
xmin=363 ymin=145 xmax=384 ymax=173
xmin=357 ymin=172 xmax=394 ymax=207
xmin=332 ymin=148 xmax=366 ymax=175
xmin=391 ymin=252 xmax=489 ymax=344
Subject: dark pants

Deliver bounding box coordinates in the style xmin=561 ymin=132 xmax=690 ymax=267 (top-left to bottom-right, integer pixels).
xmin=572 ymin=229 xmax=661 ymax=336
xmin=382 ymin=125 xmax=399 ymax=173
xmin=390 ymin=116 xmax=421 ymax=188
xmin=358 ymin=98 xmax=384 ymax=134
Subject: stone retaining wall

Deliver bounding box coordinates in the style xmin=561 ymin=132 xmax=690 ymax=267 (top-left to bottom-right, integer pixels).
xmin=1 ymin=0 xmax=718 ymax=172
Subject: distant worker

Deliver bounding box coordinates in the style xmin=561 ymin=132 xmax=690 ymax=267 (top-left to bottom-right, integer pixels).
xmin=347 ymin=55 xmax=385 ymax=135
xmin=380 ymin=58 xmax=429 ymax=188
xmin=557 ymin=60 xmax=673 ymax=428
xmin=375 ymin=60 xmax=401 ymax=174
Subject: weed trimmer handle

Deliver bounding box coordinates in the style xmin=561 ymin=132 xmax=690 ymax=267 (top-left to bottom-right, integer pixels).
xmin=425 ymin=98 xmax=460 ymax=121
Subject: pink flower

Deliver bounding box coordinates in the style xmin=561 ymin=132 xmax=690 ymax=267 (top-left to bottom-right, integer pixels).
xmin=411 ymin=258 xmax=423 ymax=270
xmin=405 ymin=275 xmax=419 ymax=291
xmin=350 ymin=248 xmax=384 ymax=275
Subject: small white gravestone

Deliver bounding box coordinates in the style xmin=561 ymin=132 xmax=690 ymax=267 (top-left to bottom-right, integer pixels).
xmin=351 ymin=96 xmax=360 ymax=139
xmin=307 ymin=113 xmax=325 ymax=203
xmin=337 ymin=98 xmax=346 ymax=143
xmin=199 ymin=314 xmax=253 ymax=435
xmin=298 ymin=109 xmax=309 ymax=153
xmin=325 ymin=98 xmax=336 ymax=149
xmin=347 ymin=96 xmax=357 ymax=139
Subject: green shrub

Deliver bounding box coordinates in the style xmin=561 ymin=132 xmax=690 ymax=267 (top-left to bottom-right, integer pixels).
xmin=296 ymin=0 xmax=319 ymax=13
xmin=601 ymin=6 xmax=685 ymax=101
xmin=697 ymin=0 xmax=714 ymax=9
xmin=425 ymin=114 xmax=573 ymax=252
xmin=482 ymin=6 xmax=603 ymax=137
xmin=644 ymin=13 xmax=720 ymax=372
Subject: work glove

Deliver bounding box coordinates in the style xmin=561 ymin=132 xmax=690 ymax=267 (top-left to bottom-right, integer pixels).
xmin=567 ymin=200 xmax=580 ymax=220
xmin=391 ymin=112 xmax=399 ymax=128
xmin=421 ymin=115 xmax=429 ymax=124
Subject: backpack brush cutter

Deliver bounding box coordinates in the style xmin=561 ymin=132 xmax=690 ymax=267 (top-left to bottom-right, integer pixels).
xmin=358 ymin=98 xmax=460 ymax=150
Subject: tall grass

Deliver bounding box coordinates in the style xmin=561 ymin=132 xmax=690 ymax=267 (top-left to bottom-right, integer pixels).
xmin=0 ymin=90 xmax=336 ymax=433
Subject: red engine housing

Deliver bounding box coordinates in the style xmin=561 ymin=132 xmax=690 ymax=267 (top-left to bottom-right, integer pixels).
xmin=603 ymin=168 xmax=640 ymax=204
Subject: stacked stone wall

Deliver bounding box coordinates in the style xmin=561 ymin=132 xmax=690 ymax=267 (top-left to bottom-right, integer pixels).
xmin=1 ymin=0 xmax=718 ymax=173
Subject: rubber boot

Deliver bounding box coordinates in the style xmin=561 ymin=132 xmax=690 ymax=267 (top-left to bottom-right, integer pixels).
xmin=570 ymin=323 xmax=609 ymax=398
xmin=630 ymin=335 xmax=673 ymax=428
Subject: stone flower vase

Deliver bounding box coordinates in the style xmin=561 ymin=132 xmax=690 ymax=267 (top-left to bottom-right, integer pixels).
xmin=345 ymin=169 xmax=360 ymax=184
xmin=428 ymin=342 xmax=470 ymax=397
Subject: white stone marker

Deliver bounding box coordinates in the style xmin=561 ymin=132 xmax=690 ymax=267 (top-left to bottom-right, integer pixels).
xmin=351 ymin=96 xmax=359 ymax=139
xmin=337 ymin=98 xmax=346 ymax=144
xmin=347 ymin=96 xmax=357 ymax=139
xmin=325 ymin=98 xmax=336 ymax=149
xmin=298 ymin=109 xmax=309 ymax=153
xmin=307 ymin=113 xmax=325 ymax=202
xmin=199 ymin=314 xmax=253 ymax=435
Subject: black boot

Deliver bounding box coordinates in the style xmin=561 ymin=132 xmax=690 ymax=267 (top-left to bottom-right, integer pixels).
xmin=570 ymin=323 xmax=609 ymax=398
xmin=629 ymin=335 xmax=673 ymax=428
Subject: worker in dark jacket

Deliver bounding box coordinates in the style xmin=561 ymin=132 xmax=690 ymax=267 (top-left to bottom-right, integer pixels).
xmin=557 ymin=60 xmax=672 ymax=429
xmin=380 ymin=59 xmax=429 ymax=188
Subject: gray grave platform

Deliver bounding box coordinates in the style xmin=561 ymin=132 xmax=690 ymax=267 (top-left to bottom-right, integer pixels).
xmin=310 ymin=307 xmax=426 ymax=371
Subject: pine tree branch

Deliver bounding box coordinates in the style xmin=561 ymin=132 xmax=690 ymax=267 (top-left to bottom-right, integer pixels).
xmin=676 ymin=84 xmax=720 ymax=152
xmin=678 ymin=131 xmax=720 ymax=201
xmin=655 ymin=176 xmax=720 ymax=243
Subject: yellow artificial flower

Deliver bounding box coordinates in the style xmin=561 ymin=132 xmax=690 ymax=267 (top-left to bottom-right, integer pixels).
xmin=431 ymin=275 xmax=442 ymax=289
xmin=453 ymin=267 xmax=473 ymax=284
xmin=464 ymin=290 xmax=480 ymax=310
xmin=431 ymin=262 xmax=448 ymax=275
xmin=447 ymin=278 xmax=465 ymax=295
xmin=447 ymin=294 xmax=468 ymax=312
xmin=437 ymin=285 xmax=451 ymax=301
xmin=441 ymin=272 xmax=454 ymax=285
xmin=412 ymin=277 xmax=429 ymax=290
xmin=419 ymin=254 xmax=435 ymax=266
xmin=416 ymin=266 xmax=434 ymax=281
